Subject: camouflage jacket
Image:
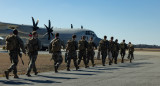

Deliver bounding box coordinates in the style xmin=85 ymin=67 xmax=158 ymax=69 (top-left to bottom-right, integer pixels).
xmin=87 ymin=40 xmax=97 ymax=51
xmin=98 ymin=39 xmax=109 ymax=51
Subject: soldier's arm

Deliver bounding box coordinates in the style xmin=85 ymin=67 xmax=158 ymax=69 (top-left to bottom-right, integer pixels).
xmin=94 ymin=42 xmax=97 ymax=49
xmin=38 ymin=39 xmax=42 ymax=50
xmin=17 ymin=36 xmax=26 ymax=54
xmin=61 ymin=40 xmax=65 ymax=49
xmin=48 ymin=41 xmax=52 ymax=53
xmin=75 ymin=41 xmax=78 ymax=50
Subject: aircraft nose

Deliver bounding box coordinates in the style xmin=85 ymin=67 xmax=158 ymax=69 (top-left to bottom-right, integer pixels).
xmin=94 ymin=37 xmax=101 ymax=46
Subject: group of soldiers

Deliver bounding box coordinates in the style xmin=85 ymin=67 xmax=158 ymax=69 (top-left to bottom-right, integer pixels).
xmin=4 ymin=29 xmax=134 ymax=79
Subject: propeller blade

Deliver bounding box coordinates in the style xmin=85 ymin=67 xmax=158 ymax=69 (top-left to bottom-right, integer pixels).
xmin=44 ymin=24 xmax=49 ymax=30
xmin=36 ymin=19 xmax=39 ymax=26
xmin=32 ymin=17 xmax=36 ymax=27
xmin=51 ymin=33 xmax=54 ymax=36
xmin=49 ymin=20 xmax=51 ymax=29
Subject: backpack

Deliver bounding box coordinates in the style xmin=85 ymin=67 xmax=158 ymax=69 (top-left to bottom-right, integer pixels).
xmin=99 ymin=40 xmax=107 ymax=51
xmin=120 ymin=42 xmax=126 ymax=49
xmin=51 ymin=38 xmax=61 ymax=52
xmin=66 ymin=40 xmax=77 ymax=51
xmin=27 ymin=38 xmax=39 ymax=52
xmin=87 ymin=41 xmax=94 ymax=51
xmin=78 ymin=40 xmax=86 ymax=50
xmin=5 ymin=35 xmax=18 ymax=50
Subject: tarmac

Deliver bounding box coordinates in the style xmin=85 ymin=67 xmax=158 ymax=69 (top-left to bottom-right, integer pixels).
xmin=0 ymin=51 xmax=160 ymax=86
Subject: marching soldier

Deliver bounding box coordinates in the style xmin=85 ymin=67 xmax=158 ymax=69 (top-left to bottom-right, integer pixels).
xmin=98 ymin=36 xmax=109 ymax=66
xmin=49 ymin=33 xmax=65 ymax=73
xmin=112 ymin=39 xmax=119 ymax=64
xmin=108 ymin=37 xmax=114 ymax=65
xmin=120 ymin=40 xmax=127 ymax=63
xmin=86 ymin=37 xmax=97 ymax=67
xmin=4 ymin=29 xmax=26 ymax=79
xmin=66 ymin=35 xmax=79 ymax=71
xmin=78 ymin=36 xmax=88 ymax=68
xmin=26 ymin=31 xmax=41 ymax=77
xmin=127 ymin=42 xmax=134 ymax=63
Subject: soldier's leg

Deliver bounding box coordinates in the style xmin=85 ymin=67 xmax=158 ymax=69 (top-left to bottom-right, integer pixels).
xmin=86 ymin=52 xmax=90 ymax=66
xmin=57 ymin=52 xmax=63 ymax=70
xmin=101 ymin=52 xmax=106 ymax=66
xmin=78 ymin=51 xmax=82 ymax=65
xmin=73 ymin=57 xmax=79 ymax=70
xmin=53 ymin=53 xmax=58 ymax=73
xmin=32 ymin=55 xmax=38 ymax=75
xmin=26 ymin=55 xmax=33 ymax=76
xmin=67 ymin=55 xmax=71 ymax=71
xmin=108 ymin=51 xmax=112 ymax=65
xmin=91 ymin=52 xmax=95 ymax=67
xmin=114 ymin=52 xmax=118 ymax=64
xmin=83 ymin=53 xmax=88 ymax=68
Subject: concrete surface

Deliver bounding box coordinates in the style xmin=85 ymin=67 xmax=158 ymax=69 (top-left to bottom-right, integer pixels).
xmin=0 ymin=51 xmax=160 ymax=86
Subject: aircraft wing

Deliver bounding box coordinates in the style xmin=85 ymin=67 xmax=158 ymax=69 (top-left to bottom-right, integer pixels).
xmin=0 ymin=22 xmax=20 ymax=30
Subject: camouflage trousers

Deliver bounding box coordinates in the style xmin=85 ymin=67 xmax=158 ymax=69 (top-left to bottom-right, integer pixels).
xmin=120 ymin=49 xmax=126 ymax=58
xmin=8 ymin=52 xmax=19 ymax=75
xmin=78 ymin=50 xmax=87 ymax=66
xmin=128 ymin=51 xmax=134 ymax=59
xmin=86 ymin=51 xmax=95 ymax=65
xmin=27 ymin=54 xmax=37 ymax=74
xmin=120 ymin=49 xmax=126 ymax=63
xmin=112 ymin=51 xmax=119 ymax=64
xmin=67 ymin=51 xmax=78 ymax=68
xmin=52 ymin=52 xmax=63 ymax=69
xmin=101 ymin=51 xmax=108 ymax=65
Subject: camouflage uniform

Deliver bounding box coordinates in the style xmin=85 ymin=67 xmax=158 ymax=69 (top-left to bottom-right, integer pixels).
xmin=5 ymin=35 xmax=25 ymax=78
xmin=108 ymin=40 xmax=114 ymax=65
xmin=112 ymin=42 xmax=119 ymax=64
xmin=98 ymin=39 xmax=109 ymax=66
xmin=128 ymin=44 xmax=134 ymax=62
xmin=120 ymin=42 xmax=127 ymax=63
xmin=26 ymin=37 xmax=41 ymax=76
xmin=49 ymin=37 xmax=65 ymax=72
xmin=86 ymin=40 xmax=97 ymax=67
xmin=78 ymin=39 xmax=88 ymax=68
xmin=66 ymin=39 xmax=79 ymax=70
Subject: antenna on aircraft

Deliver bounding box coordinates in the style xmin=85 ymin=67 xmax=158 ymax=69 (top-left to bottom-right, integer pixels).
xmin=71 ymin=24 xmax=73 ymax=29
xmin=44 ymin=20 xmax=54 ymax=40
xmin=32 ymin=17 xmax=39 ymax=31
xmin=81 ymin=25 xmax=83 ymax=29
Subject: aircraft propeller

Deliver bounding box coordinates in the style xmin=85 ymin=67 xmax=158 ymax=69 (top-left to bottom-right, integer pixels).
xmin=32 ymin=17 xmax=39 ymax=31
xmin=44 ymin=20 xmax=54 ymax=40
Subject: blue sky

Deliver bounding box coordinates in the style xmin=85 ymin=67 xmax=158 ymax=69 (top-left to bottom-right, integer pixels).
xmin=0 ymin=0 xmax=160 ymax=45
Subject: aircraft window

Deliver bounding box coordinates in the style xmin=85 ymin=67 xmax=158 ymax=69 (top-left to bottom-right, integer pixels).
xmin=85 ymin=31 xmax=95 ymax=36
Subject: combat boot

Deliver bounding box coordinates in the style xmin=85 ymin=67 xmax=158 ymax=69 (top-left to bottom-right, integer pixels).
xmin=92 ymin=64 xmax=95 ymax=67
xmin=14 ymin=74 xmax=19 ymax=78
xmin=67 ymin=68 xmax=70 ymax=71
xmin=35 ymin=72 xmax=38 ymax=75
xmin=4 ymin=71 xmax=9 ymax=79
xmin=76 ymin=66 xmax=79 ymax=70
xmin=26 ymin=73 xmax=31 ymax=77
xmin=55 ymin=66 xmax=58 ymax=73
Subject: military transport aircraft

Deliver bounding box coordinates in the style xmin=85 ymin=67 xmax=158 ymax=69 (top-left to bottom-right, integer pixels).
xmin=0 ymin=17 xmax=101 ymax=50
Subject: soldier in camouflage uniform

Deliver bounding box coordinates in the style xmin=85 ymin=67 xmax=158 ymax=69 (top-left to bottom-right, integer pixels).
xmin=49 ymin=33 xmax=65 ymax=73
xmin=86 ymin=37 xmax=97 ymax=67
xmin=4 ymin=29 xmax=26 ymax=79
xmin=112 ymin=39 xmax=119 ymax=64
xmin=98 ymin=36 xmax=109 ymax=66
xmin=26 ymin=31 xmax=41 ymax=77
xmin=66 ymin=35 xmax=79 ymax=71
xmin=78 ymin=36 xmax=88 ymax=68
xmin=120 ymin=40 xmax=127 ymax=63
xmin=127 ymin=42 xmax=134 ymax=63
xmin=108 ymin=37 xmax=114 ymax=65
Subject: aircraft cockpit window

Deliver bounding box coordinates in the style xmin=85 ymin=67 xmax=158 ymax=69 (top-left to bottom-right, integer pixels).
xmin=85 ymin=31 xmax=95 ymax=37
